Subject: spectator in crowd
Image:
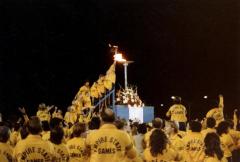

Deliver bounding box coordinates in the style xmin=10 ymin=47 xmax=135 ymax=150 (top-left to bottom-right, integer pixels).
xmin=67 ymin=122 xmax=88 ymax=162
xmin=216 ymin=121 xmax=235 ymax=162
xmin=143 ymin=118 xmax=162 ymax=149
xmin=0 ymin=126 xmax=13 ymax=162
xmin=9 ymin=122 xmax=21 ymax=147
xmin=41 ymin=120 xmax=51 ymax=141
xmin=14 ymin=116 xmax=56 ymax=162
xmin=50 ymin=126 xmax=70 ymax=162
xmin=204 ymin=132 xmax=226 ymax=162
xmin=86 ymin=108 xmax=137 ymax=162
xmin=133 ymin=123 xmax=147 ymax=157
xmin=182 ymin=121 xmax=205 ymax=162
xmin=226 ymin=119 xmax=240 ymax=162
xmin=143 ymin=129 xmax=180 ymax=161
xmin=166 ymin=121 xmax=185 ymax=153
xmin=201 ymin=117 xmax=216 ymax=138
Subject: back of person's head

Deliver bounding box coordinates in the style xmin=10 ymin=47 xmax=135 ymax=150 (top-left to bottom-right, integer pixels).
xmin=50 ymin=118 xmax=63 ymax=130
xmin=137 ymin=123 xmax=147 ymax=134
xmin=73 ymin=123 xmax=86 ymax=137
xmin=114 ymin=119 xmax=125 ymax=130
xmin=206 ymin=117 xmax=216 ymax=128
xmin=150 ymin=129 xmax=168 ymax=157
xmin=42 ymin=121 xmax=50 ymax=131
xmin=217 ymin=121 xmax=230 ymax=136
xmin=204 ymin=133 xmax=224 ymax=160
xmin=0 ymin=126 xmax=10 ymax=143
xmin=50 ymin=126 xmax=64 ymax=145
xmin=152 ymin=118 xmax=162 ymax=129
xmin=100 ymin=108 xmax=115 ymax=123
xmin=89 ymin=116 xmax=101 ymax=130
xmin=190 ymin=121 xmax=202 ymax=132
xmin=28 ymin=116 xmax=42 ymax=135
xmin=13 ymin=122 xmax=21 ymax=131
xmin=20 ymin=126 xmax=29 ymax=140
xmin=226 ymin=119 xmax=234 ymax=129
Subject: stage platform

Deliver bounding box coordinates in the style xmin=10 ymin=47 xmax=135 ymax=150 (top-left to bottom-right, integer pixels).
xmin=114 ymin=105 xmax=154 ymax=123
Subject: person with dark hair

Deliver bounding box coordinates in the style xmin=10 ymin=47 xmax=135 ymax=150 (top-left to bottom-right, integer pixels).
xmin=166 ymin=96 xmax=187 ymax=131
xmin=19 ymin=125 xmax=29 ymax=140
xmin=86 ymin=108 xmax=137 ymax=162
xmin=143 ymin=118 xmax=162 ymax=149
xmin=204 ymin=133 xmax=227 ymax=162
xmin=41 ymin=120 xmax=50 ymax=141
xmin=201 ymin=117 xmax=216 ymax=138
xmin=88 ymin=116 xmax=101 ymax=130
xmin=182 ymin=121 xmax=205 ymax=162
xmin=226 ymin=119 xmax=240 ymax=162
xmin=13 ymin=116 xmax=56 ymax=162
xmin=206 ymin=95 xmax=224 ymax=126
xmin=67 ymin=122 xmax=88 ymax=162
xmin=50 ymin=127 xmax=70 ymax=162
xmin=143 ymin=129 xmax=179 ymax=161
xmin=217 ymin=121 xmax=236 ymax=162
xmin=0 ymin=126 xmax=13 ymax=162
xmin=114 ymin=119 xmax=126 ymax=130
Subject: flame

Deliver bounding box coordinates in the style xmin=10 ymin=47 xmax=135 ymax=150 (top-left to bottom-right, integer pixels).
xmin=114 ymin=53 xmax=126 ymax=62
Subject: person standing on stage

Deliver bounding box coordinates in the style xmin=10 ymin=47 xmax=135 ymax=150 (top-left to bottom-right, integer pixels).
xmin=166 ymin=96 xmax=187 ymax=131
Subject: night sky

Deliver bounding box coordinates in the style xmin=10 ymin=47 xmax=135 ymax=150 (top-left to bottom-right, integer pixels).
xmin=0 ymin=0 xmax=239 ymax=120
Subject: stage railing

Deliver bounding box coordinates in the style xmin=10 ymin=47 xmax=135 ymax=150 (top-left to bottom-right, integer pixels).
xmin=93 ymin=87 xmax=116 ymax=113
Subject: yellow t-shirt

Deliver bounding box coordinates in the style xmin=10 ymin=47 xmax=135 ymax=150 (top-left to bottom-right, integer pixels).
xmin=166 ymin=104 xmax=187 ymax=122
xmin=201 ymin=128 xmax=216 ymax=139
xmin=97 ymin=78 xmax=106 ymax=94
xmin=229 ymin=129 xmax=240 ymax=146
xmin=206 ymin=108 xmax=224 ymax=125
xmin=90 ymin=83 xmax=99 ymax=99
xmin=220 ymin=133 xmax=234 ymax=158
xmin=37 ymin=110 xmax=51 ymax=122
xmin=67 ymin=137 xmax=88 ymax=162
xmin=52 ymin=112 xmax=63 ymax=119
xmin=182 ymin=132 xmax=205 ymax=162
xmin=41 ymin=131 xmax=50 ymax=141
xmin=143 ymin=147 xmax=178 ymax=162
xmin=64 ymin=112 xmax=77 ymax=124
xmin=50 ymin=142 xmax=70 ymax=162
xmin=169 ymin=134 xmax=185 ymax=151
xmin=204 ymin=155 xmax=227 ymax=162
xmin=10 ymin=131 xmax=19 ymax=147
xmin=13 ymin=134 xmax=56 ymax=162
xmin=103 ymin=79 xmax=113 ymax=90
xmin=86 ymin=124 xmax=134 ymax=162
xmin=0 ymin=142 xmax=13 ymax=162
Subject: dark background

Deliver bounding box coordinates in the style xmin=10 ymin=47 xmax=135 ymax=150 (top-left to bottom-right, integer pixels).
xmin=0 ymin=0 xmax=239 ymax=120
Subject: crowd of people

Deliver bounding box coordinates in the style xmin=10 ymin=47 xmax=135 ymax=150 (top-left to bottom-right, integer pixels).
xmin=0 ymin=94 xmax=240 ymax=162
